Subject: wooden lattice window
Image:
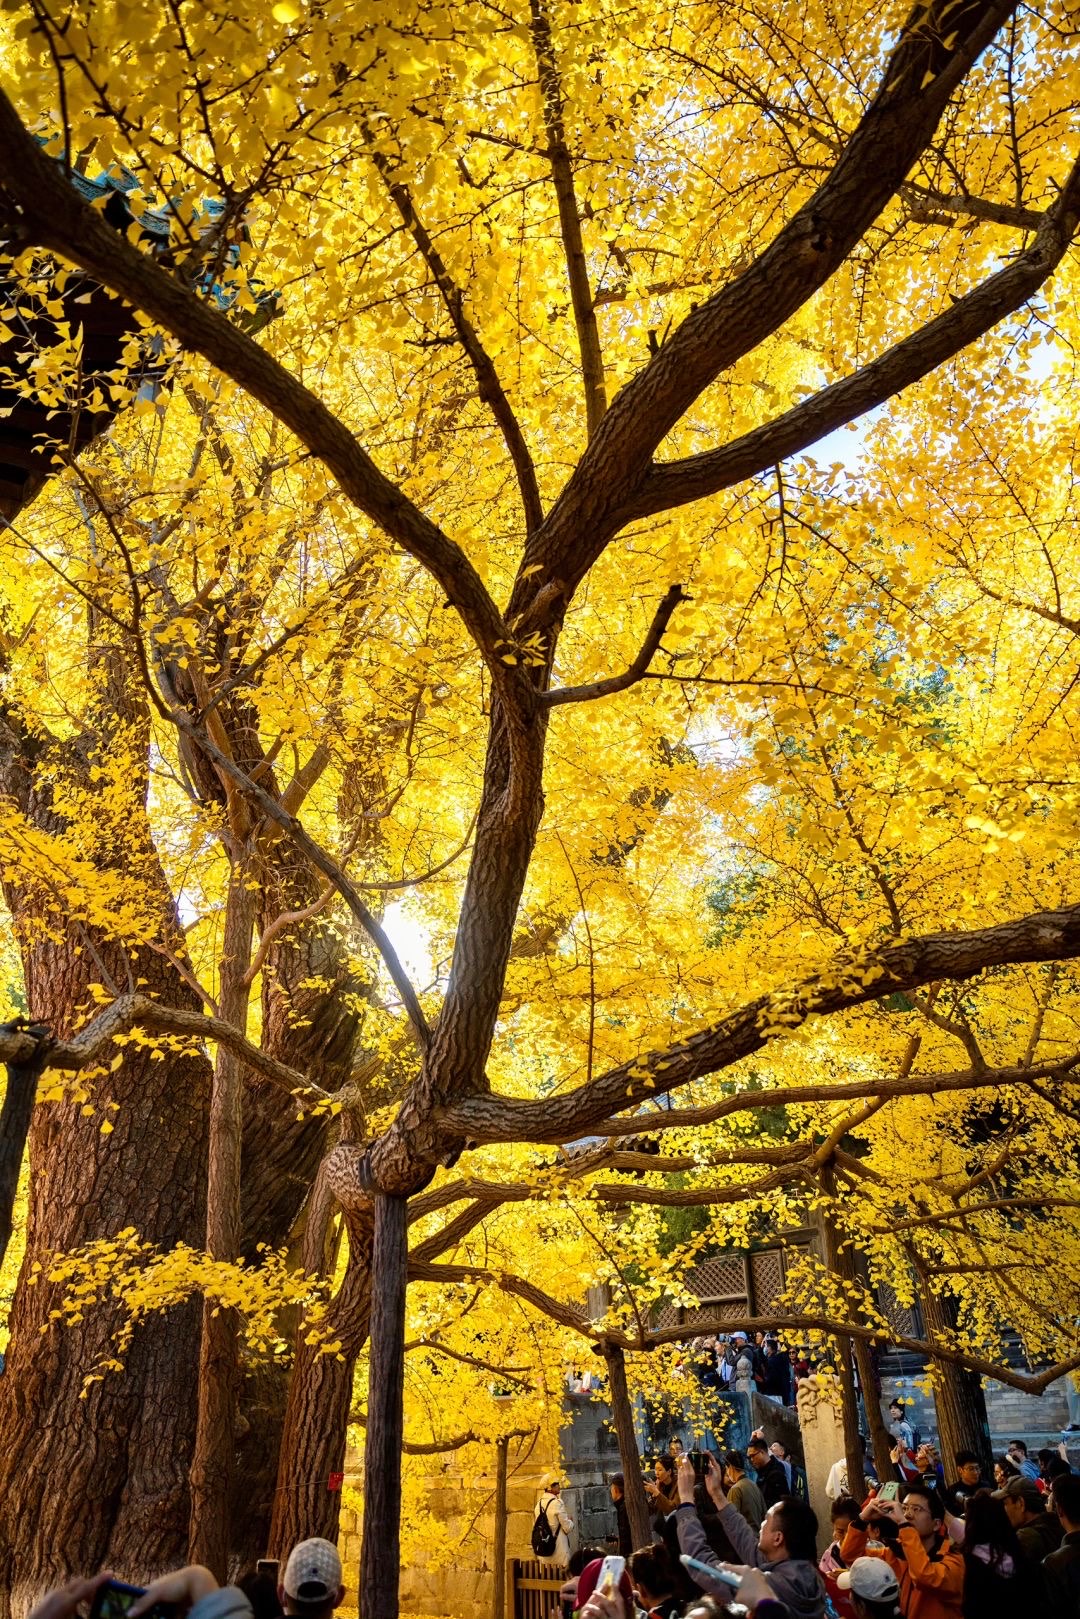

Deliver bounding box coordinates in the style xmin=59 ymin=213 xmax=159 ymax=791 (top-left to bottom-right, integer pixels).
xmin=750 ymin=1249 xmax=785 ymax=1312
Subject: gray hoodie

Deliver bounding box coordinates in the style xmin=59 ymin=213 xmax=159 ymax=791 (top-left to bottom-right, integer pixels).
xmin=188 ymin=1589 xmax=254 ymax=1619
xmin=675 ymin=1500 xmax=826 ymax=1619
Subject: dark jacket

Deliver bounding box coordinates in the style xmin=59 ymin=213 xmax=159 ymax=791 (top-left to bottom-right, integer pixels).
xmin=961 ymin=1544 xmax=1036 ymax=1619
xmin=614 ymin=1493 xmax=632 ymax=1557
xmin=654 ymin=1505 xmax=697 ymax=1602
xmin=763 ymin=1350 xmax=792 ymax=1402
xmin=754 ymin=1455 xmax=791 ymax=1508
xmin=676 ymin=1500 xmax=826 ymax=1618
xmin=1044 ymin=1529 xmax=1080 ymax=1618
xmin=1016 ymin=1509 xmax=1063 ymax=1564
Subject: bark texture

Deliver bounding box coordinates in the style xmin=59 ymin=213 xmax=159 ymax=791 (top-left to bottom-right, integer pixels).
xmin=0 ymin=931 xmax=210 ymax=1616
xmin=0 ymin=663 xmax=211 ymax=1613
xmin=919 ymin=1283 xmax=993 ymax=1475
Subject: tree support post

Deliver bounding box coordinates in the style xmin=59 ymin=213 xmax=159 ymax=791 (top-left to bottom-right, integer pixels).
xmin=360 ymin=1192 xmax=409 ymax=1619
xmin=493 ymin=1435 xmax=509 ymax=1619
xmin=601 ymin=1340 xmax=651 ymax=1549
xmin=818 ymin=1193 xmax=866 ymax=1502
xmin=190 ymin=867 xmax=257 ymax=1576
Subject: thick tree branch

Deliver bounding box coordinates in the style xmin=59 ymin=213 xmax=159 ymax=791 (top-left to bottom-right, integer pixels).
xmin=542 ymin=585 xmax=688 ymax=706
xmin=589 ymin=1058 xmax=1067 ymax=1140
xmin=406 ymin=1261 xmax=1080 ymax=1395
xmin=901 ymin=181 xmax=1044 ymax=230
xmin=407 ymin=1196 xmax=504 ymax=1264
xmin=403 ymin=1339 xmax=532 ymax=1385
xmin=629 ymin=152 xmax=1080 ymax=520
xmin=0 ymin=991 xmax=329 ymax=1102
xmin=349 ymin=1413 xmax=536 ymax=1455
xmin=644 ymin=1315 xmax=1080 ymax=1396
xmin=408 ymin=1260 xmax=591 ymax=1334
xmin=404 ymin=1140 xmax=814 ymax=1222
xmin=437 ymin=906 xmax=1080 ymax=1143
xmin=874 ymin=1196 xmax=1080 ymax=1235
xmin=522 ymin=0 xmax=1021 ymax=590
xmin=0 ymin=90 xmax=528 ymax=711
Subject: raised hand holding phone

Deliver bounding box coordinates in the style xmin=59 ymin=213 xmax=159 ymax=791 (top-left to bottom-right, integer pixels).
xmin=679 ymin=1555 xmax=740 ymax=1589
xmin=704 ymin=1452 xmax=727 ymax=1509
xmin=128 ymin=1567 xmax=218 ymax=1618
xmin=676 ymin=1455 xmax=697 ymax=1504
xmin=597 ymin=1557 xmax=625 ymax=1598
xmin=29 ymin=1573 xmax=115 ymax=1619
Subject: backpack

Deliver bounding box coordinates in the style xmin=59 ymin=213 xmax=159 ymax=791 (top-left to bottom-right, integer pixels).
xmin=532 ymin=1493 xmax=558 ymax=1557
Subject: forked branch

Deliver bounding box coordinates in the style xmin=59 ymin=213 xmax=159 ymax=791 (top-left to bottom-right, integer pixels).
xmin=542 ymin=585 xmax=689 ymax=706
xmin=629 ymin=152 xmax=1080 ymax=521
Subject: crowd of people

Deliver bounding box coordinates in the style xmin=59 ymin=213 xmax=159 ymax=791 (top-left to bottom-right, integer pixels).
xmin=537 ymin=1410 xmax=1080 ymax=1618
xmin=567 ymin=1332 xmax=819 ymax=1408
xmin=685 ymin=1334 xmax=811 ymax=1408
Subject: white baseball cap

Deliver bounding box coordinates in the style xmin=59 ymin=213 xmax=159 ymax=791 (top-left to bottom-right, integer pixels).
xmin=837 ymin=1557 xmax=900 ymax=1601
xmin=283 ymin=1538 xmax=343 ymax=1605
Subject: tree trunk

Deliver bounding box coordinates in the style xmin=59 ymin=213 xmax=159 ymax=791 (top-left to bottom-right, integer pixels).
xmin=919 ymin=1281 xmax=993 ymax=1475
xmin=818 ymin=1201 xmax=865 ymax=1501
xmin=269 ymin=1207 xmax=374 ymax=1554
xmin=360 ymin=1194 xmax=409 ymax=1619
xmin=601 ymin=1342 xmax=651 ymax=1549
xmin=230 ymin=846 xmax=368 ymax=1566
xmin=853 ymin=1336 xmax=895 ymax=1483
xmin=0 ymin=935 xmax=210 ymax=1617
xmin=492 ymin=1436 xmax=509 ymax=1619
xmin=837 ymin=1346 xmax=866 ymax=1504
xmin=189 ymin=865 xmax=257 ymax=1575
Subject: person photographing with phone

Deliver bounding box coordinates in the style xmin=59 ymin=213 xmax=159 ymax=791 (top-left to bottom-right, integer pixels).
xmin=840 ymin=1484 xmax=964 ymax=1619
xmin=673 ymin=1453 xmax=826 ymax=1617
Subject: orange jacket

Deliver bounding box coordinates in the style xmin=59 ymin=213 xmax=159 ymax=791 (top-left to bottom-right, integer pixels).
xmin=841 ymin=1523 xmax=964 ymax=1619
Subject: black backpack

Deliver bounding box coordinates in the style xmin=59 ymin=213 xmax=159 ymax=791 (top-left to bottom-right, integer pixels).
xmin=532 ymin=1493 xmax=558 ymax=1557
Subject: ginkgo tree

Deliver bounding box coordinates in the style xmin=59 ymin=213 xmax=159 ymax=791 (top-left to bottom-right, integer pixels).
xmin=1 ymin=0 xmax=1080 ymax=1613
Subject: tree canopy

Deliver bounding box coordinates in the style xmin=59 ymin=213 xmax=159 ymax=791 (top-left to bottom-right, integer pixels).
xmin=1 ymin=0 xmax=1080 ymax=1610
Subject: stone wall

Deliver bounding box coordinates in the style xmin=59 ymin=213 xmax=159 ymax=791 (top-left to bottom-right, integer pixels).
xmin=339 ymin=1425 xmax=564 ymax=1619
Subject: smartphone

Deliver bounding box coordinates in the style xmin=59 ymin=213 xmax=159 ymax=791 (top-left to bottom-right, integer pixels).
xmin=88 ymin=1583 xmax=170 ymax=1619
xmin=877 ymin=1482 xmax=900 ymax=1502
xmin=597 ymin=1555 xmax=625 ymax=1596
xmin=256 ymin=1562 xmax=280 ymax=1583
xmin=680 ymin=1554 xmax=742 ymax=1590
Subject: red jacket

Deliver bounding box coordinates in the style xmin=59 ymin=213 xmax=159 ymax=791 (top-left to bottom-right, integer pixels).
xmin=841 ymin=1523 xmax=964 ymax=1619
